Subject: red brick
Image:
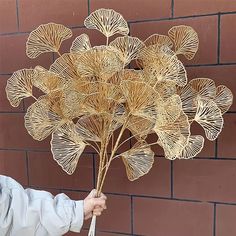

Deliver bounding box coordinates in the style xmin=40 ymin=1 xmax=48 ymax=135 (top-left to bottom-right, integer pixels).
xmin=221 ymin=14 xmax=236 ymax=63
xmin=0 ymin=76 xmax=24 ymax=112
xmin=0 ymin=34 xmax=53 ymax=74
xmin=97 ymin=194 xmax=131 ymax=233
xmin=0 ymin=150 xmax=28 ymax=185
xmin=133 ymin=197 xmax=213 ymax=236
xmin=90 ymin=0 xmax=171 ymax=21
xmin=186 ymin=65 xmax=236 ymax=112
xmin=174 ymin=0 xmax=236 ymax=17
xmin=101 ymin=156 xmax=171 ymax=197
xmin=0 ymin=113 xmax=50 ymax=150
xmin=18 ymin=0 xmax=88 ymax=32
xmin=174 ymin=159 xmax=236 ymax=202
xmin=130 ymin=16 xmax=218 ymax=65
xmin=218 ymin=114 xmax=236 ymax=158
xmin=0 ymin=0 xmax=18 ymax=34
xmin=28 ymin=152 xmax=94 ymax=190
xmin=216 ymin=204 xmax=236 ymax=236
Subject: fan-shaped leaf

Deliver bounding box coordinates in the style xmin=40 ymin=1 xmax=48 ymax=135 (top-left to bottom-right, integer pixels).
xmin=215 ymin=85 xmax=233 ymax=114
xmin=76 ymin=46 xmax=123 ymax=80
xmin=168 ymin=25 xmax=199 ymax=60
xmin=26 ymin=23 xmax=72 ymax=58
xmin=84 ymin=8 xmax=129 ymax=38
xmin=144 ymin=34 xmax=173 ymax=48
xmin=70 ymin=34 xmax=91 ymax=53
xmin=24 ymin=95 xmax=65 ymax=141
xmin=179 ymin=135 xmax=204 ymax=159
xmin=110 ymin=36 xmax=145 ymax=66
xmin=121 ymin=142 xmax=154 ymax=181
xmin=51 ymin=122 xmax=86 ymax=175
xmin=195 ymin=99 xmax=223 ymax=140
xmin=6 ymin=69 xmax=36 ymax=107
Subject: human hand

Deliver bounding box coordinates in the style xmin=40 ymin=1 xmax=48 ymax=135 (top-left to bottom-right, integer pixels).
xmin=83 ymin=189 xmax=107 ymax=220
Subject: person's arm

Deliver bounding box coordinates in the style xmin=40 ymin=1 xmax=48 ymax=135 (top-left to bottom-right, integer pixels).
xmin=0 ymin=175 xmax=106 ymax=235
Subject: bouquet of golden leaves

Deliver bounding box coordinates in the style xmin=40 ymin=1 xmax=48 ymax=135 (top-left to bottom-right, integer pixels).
xmin=5 ymin=8 xmax=233 ymax=235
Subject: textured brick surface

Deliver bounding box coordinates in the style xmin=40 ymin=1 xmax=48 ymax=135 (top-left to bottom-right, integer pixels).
xmin=18 ymin=0 xmax=88 ymax=32
xmin=218 ymin=114 xmax=236 ymax=158
xmin=220 ymin=14 xmax=236 ymax=63
xmin=133 ymin=197 xmax=213 ymax=236
xmin=0 ymin=150 xmax=28 ymax=185
xmin=28 ymin=152 xmax=94 ymax=190
xmin=174 ymin=159 xmax=236 ymax=203
xmin=102 ymin=157 xmax=171 ymax=197
xmin=174 ymin=0 xmax=236 ymax=17
xmin=0 ymin=0 xmax=18 ymax=34
xmin=216 ymin=204 xmax=236 ymax=236
xmin=90 ymin=0 xmax=172 ymax=21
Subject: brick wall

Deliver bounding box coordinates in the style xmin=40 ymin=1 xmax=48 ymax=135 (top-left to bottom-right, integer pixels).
xmin=0 ymin=0 xmax=236 ymax=235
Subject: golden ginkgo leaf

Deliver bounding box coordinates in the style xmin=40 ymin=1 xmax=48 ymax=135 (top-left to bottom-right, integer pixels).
xmin=177 ymin=84 xmax=198 ymax=122
xmin=70 ymin=34 xmax=91 ymax=53
xmin=127 ymin=115 xmax=155 ymax=139
xmin=77 ymin=46 xmax=123 ymax=80
xmin=194 ymin=99 xmax=223 ymax=141
xmin=121 ymin=80 xmax=157 ymax=120
xmin=153 ymin=80 xmax=177 ymax=100
xmin=140 ymin=46 xmax=187 ymax=86
xmin=179 ymin=135 xmax=204 ymax=159
xmin=155 ymin=111 xmax=190 ymax=159
xmin=214 ymin=85 xmax=233 ymax=114
xmin=121 ymin=142 xmax=154 ymax=181
xmin=6 ymin=69 xmax=36 ymax=107
xmin=33 ymin=66 xmax=65 ymax=94
xmin=144 ymin=34 xmax=173 ymax=48
xmin=76 ymin=113 xmax=121 ymax=141
xmin=189 ymin=78 xmax=216 ymax=100
xmin=156 ymin=95 xmax=183 ymax=125
xmin=168 ymin=25 xmax=199 ymax=60
xmin=50 ymin=53 xmax=81 ymax=80
xmin=84 ymin=8 xmax=129 ymax=38
xmin=24 ymin=95 xmax=64 ymax=141
xmin=51 ymin=122 xmax=86 ymax=175
xmin=26 ymin=23 xmax=72 ymax=58
xmin=109 ymin=36 xmax=145 ymax=66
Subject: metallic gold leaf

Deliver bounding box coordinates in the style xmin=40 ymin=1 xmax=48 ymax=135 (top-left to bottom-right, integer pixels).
xmin=214 ymin=85 xmax=233 ymax=114
xmin=140 ymin=46 xmax=187 ymax=86
xmin=33 ymin=66 xmax=65 ymax=94
xmin=50 ymin=53 xmax=81 ymax=81
xmin=127 ymin=115 xmax=155 ymax=139
xmin=110 ymin=36 xmax=145 ymax=66
xmin=144 ymin=34 xmax=173 ymax=48
xmin=168 ymin=25 xmax=199 ymax=60
xmin=51 ymin=122 xmax=86 ymax=175
xmin=121 ymin=80 xmax=157 ymax=120
xmin=194 ymin=99 xmax=223 ymax=141
xmin=189 ymin=78 xmax=216 ymax=100
xmin=178 ymin=135 xmax=204 ymax=159
xmin=76 ymin=46 xmax=123 ymax=80
xmin=154 ymin=111 xmax=190 ymax=159
xmin=177 ymin=84 xmax=198 ymax=122
xmin=84 ymin=8 xmax=129 ymax=38
xmin=26 ymin=23 xmax=72 ymax=58
xmin=121 ymin=142 xmax=154 ymax=181
xmin=24 ymin=95 xmax=65 ymax=141
xmin=6 ymin=69 xmax=36 ymax=107
xmin=70 ymin=34 xmax=91 ymax=53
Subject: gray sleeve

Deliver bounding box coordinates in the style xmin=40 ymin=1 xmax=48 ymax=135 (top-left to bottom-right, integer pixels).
xmin=0 ymin=175 xmax=84 ymax=236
